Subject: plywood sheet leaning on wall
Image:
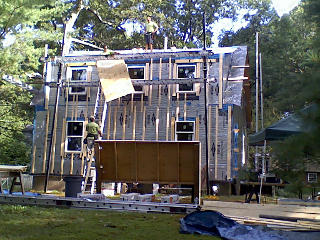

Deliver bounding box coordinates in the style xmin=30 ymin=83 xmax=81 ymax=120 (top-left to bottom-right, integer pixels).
xmin=96 ymin=60 xmax=135 ymax=102
xmin=95 ymin=140 xmax=201 ymax=201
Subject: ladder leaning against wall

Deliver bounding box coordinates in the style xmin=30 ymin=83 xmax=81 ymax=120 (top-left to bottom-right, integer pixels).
xmin=82 ymin=83 xmax=107 ymax=194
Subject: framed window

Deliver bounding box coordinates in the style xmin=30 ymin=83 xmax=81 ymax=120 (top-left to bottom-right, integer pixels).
xmin=128 ymin=66 xmax=145 ymax=93
xmin=307 ymin=172 xmax=318 ymax=183
xmin=175 ymin=121 xmax=195 ymax=141
xmin=66 ymin=67 xmax=90 ymax=95
xmin=177 ymin=65 xmax=196 ymax=92
xmin=65 ymin=121 xmax=84 ymax=152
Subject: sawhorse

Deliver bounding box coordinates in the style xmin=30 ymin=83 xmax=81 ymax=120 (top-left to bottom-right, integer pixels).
xmin=0 ymin=165 xmax=27 ymax=194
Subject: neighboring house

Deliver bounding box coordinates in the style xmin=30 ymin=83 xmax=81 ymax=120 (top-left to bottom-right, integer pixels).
xmin=30 ymin=46 xmax=251 ymax=190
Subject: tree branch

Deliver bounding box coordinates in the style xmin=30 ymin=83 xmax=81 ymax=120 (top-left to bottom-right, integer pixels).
xmin=0 ymin=5 xmax=23 ymax=39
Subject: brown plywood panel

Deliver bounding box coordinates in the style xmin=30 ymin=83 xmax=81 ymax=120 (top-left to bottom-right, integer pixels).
xmin=159 ymin=143 xmax=179 ymax=182
xmin=179 ymin=142 xmax=196 ymax=183
xmin=116 ymin=142 xmax=136 ymax=181
xmin=136 ymin=142 xmax=157 ymax=182
xmin=99 ymin=142 xmax=116 ymax=180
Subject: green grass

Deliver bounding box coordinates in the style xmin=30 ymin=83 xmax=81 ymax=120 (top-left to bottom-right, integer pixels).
xmin=0 ymin=205 xmax=219 ymax=240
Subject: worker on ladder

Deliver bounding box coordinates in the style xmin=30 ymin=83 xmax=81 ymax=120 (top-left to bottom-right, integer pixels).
xmin=85 ymin=116 xmax=102 ymax=150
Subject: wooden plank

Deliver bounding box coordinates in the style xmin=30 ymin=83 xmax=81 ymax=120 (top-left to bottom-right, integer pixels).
xmin=60 ymin=118 xmax=66 ymax=174
xmin=166 ymin=58 xmax=172 ymax=141
xmin=149 ymin=58 xmax=153 ymax=106
xmin=176 ymin=93 xmax=180 ymax=120
xmin=156 ymin=58 xmax=162 ymax=141
xmin=227 ymin=105 xmax=232 ymax=179
xmin=31 ymin=146 xmax=36 ymax=174
xmin=215 ymin=105 xmax=219 ymax=179
xmin=132 ymin=105 xmax=137 ymax=140
xmin=106 ymin=102 xmax=111 ymax=140
xmin=65 ymin=62 xmax=96 ymax=67
xmin=171 ymin=117 xmax=175 ymax=141
xmin=172 ymin=63 xmax=177 ymax=96
xmin=175 ymin=59 xmax=217 ymax=63
xmin=143 ymin=63 xmax=149 ymax=97
xmin=195 ymin=62 xmax=201 ymax=96
xmin=142 ymin=106 xmax=146 ymax=140
xmin=42 ymin=111 xmax=50 ymax=173
xmin=113 ymin=100 xmax=119 ymax=139
xmin=195 ymin=117 xmax=199 ymax=141
xmin=166 ymin=107 xmax=170 ymax=141
xmin=218 ymin=54 xmax=223 ymax=109
xmin=122 ymin=105 xmax=126 ymax=140
xmin=208 ymin=105 xmax=212 ymax=173
xmin=70 ymin=153 xmax=74 ymax=175
xmin=184 ymin=93 xmax=187 ymax=120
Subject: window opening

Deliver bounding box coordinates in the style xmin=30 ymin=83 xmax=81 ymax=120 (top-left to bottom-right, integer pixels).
xmin=65 ymin=121 xmax=84 ymax=152
xmin=308 ymin=172 xmax=317 ymax=183
xmin=177 ymin=65 xmax=196 ymax=92
xmin=175 ymin=121 xmax=195 ymax=141
xmin=128 ymin=66 xmax=145 ymax=93
xmin=67 ymin=67 xmax=89 ymax=95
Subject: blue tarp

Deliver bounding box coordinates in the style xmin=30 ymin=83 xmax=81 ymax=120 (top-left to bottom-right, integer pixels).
xmin=180 ymin=210 xmax=320 ymax=240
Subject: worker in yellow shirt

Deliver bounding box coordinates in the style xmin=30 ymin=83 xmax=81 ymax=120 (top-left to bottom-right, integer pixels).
xmin=86 ymin=116 xmax=102 ymax=140
xmin=145 ymin=16 xmax=158 ymax=52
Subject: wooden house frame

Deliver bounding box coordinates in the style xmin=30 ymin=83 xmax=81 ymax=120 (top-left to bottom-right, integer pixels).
xmin=30 ymin=46 xmax=251 ymax=191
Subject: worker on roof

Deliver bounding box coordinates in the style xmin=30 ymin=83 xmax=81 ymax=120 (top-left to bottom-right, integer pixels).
xmin=86 ymin=116 xmax=102 ymax=140
xmin=145 ymin=16 xmax=158 ymax=52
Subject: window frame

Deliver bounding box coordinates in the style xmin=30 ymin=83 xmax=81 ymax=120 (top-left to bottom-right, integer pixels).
xmin=65 ymin=120 xmax=84 ymax=153
xmin=66 ymin=66 xmax=91 ymax=95
xmin=307 ymin=172 xmax=318 ymax=183
xmin=176 ymin=64 xmax=196 ymax=93
xmin=127 ymin=65 xmax=145 ymax=94
xmin=175 ymin=121 xmax=195 ymax=141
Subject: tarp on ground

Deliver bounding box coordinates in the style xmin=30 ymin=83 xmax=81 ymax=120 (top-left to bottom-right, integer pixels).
xmin=96 ymin=60 xmax=135 ymax=102
xmin=249 ymin=105 xmax=317 ymax=146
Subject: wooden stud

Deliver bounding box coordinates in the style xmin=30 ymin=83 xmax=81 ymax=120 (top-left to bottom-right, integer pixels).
xmin=219 ymin=53 xmax=224 ymax=109
xmin=71 ymin=94 xmax=75 ymax=120
xmin=60 ymin=80 xmax=69 ymax=173
xmin=149 ymin=58 xmax=153 ymax=106
xmin=142 ymin=106 xmax=146 ymax=140
xmin=42 ymin=111 xmax=50 ymax=173
xmin=156 ymin=58 xmax=162 ymax=141
xmin=31 ymin=145 xmax=36 ymax=174
xmin=132 ymin=105 xmax=137 ymax=140
xmin=184 ymin=93 xmax=187 ymax=121
xmin=70 ymin=153 xmax=74 ymax=175
xmin=195 ymin=62 xmax=201 ymax=96
xmin=156 ymin=107 xmax=160 ymax=141
xmin=171 ymin=116 xmax=175 ymax=141
xmin=215 ymin=105 xmax=219 ymax=179
xmin=113 ymin=99 xmax=119 ymax=140
xmin=106 ymin=102 xmax=111 ymax=140
xmin=176 ymin=93 xmax=179 ymax=120
xmin=195 ymin=117 xmax=200 ymax=141
xmin=208 ymin=105 xmax=212 ymax=174
xmin=122 ymin=105 xmax=126 ymax=140
xmin=166 ymin=107 xmax=170 ymax=141
xmin=227 ymin=105 xmax=232 ymax=179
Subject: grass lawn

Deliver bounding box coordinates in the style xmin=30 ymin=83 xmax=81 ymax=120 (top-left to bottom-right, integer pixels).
xmin=0 ymin=205 xmax=220 ymax=240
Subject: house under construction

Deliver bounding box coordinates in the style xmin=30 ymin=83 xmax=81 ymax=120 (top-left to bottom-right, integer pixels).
xmin=30 ymin=46 xmax=251 ymax=192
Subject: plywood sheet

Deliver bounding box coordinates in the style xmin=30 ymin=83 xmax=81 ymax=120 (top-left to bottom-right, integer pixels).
xmin=96 ymin=60 xmax=135 ymax=102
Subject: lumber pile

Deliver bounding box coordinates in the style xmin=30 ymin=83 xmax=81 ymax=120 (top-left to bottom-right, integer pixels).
xmin=203 ymin=200 xmax=320 ymax=231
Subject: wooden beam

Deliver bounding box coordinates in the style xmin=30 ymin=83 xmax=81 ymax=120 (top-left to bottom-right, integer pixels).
xmin=171 ymin=117 xmax=175 ymax=141
xmin=122 ymin=105 xmax=126 ymax=140
xmin=142 ymin=106 xmax=146 ymax=140
xmin=208 ymin=105 xmax=212 ymax=176
xmin=184 ymin=93 xmax=187 ymax=121
xmin=195 ymin=116 xmax=199 ymax=141
xmin=215 ymin=106 xmax=219 ymax=179
xmin=106 ymin=102 xmax=111 ymax=140
xmin=218 ymin=54 xmax=223 ymax=109
xmin=113 ymin=100 xmax=119 ymax=139
xmin=132 ymin=105 xmax=136 ymax=140
xmin=31 ymin=145 xmax=36 ymax=174
xmin=227 ymin=105 xmax=232 ymax=179
xmin=149 ymin=58 xmax=153 ymax=106
xmin=70 ymin=153 xmax=74 ymax=175
xmin=175 ymin=59 xmax=217 ymax=63
xmin=42 ymin=111 xmax=50 ymax=173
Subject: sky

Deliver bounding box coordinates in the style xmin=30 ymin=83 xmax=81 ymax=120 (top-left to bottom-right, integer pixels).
xmin=272 ymin=0 xmax=301 ymax=17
